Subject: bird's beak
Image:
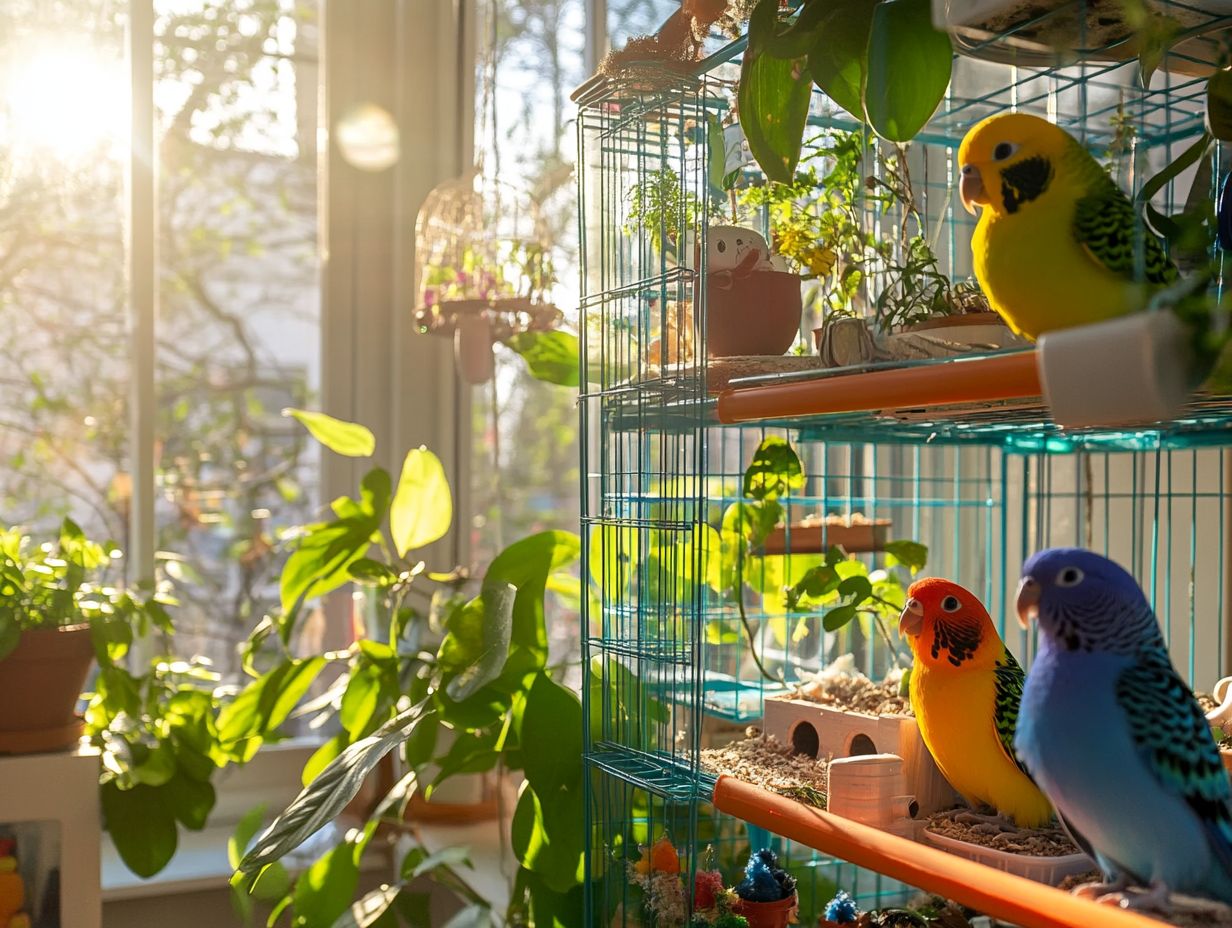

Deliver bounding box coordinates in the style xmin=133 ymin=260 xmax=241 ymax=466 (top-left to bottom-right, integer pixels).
xmin=960 ymin=164 xmax=988 ymax=215
xmin=1016 ymin=576 xmax=1041 ymax=628
xmin=899 ymin=598 xmax=924 ymax=637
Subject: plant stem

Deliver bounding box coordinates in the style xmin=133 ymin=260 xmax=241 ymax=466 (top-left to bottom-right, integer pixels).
xmin=735 ymin=542 xmax=783 ymax=684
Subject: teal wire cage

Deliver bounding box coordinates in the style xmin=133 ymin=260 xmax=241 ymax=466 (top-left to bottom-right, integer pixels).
xmin=576 ymin=4 xmax=1232 ymax=924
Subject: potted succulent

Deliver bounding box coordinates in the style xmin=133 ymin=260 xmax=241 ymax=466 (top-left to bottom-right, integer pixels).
xmin=731 ymin=848 xmax=799 ymax=928
xmin=0 ymin=519 xmax=159 ymax=754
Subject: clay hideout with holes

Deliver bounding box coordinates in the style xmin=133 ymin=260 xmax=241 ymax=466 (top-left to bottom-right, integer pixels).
xmin=762 ymin=696 xmax=960 ymax=818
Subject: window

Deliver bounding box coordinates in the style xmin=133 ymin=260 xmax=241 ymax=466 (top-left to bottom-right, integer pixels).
xmin=153 ymin=0 xmax=322 ymax=676
xmin=0 ymin=0 xmax=472 ymax=685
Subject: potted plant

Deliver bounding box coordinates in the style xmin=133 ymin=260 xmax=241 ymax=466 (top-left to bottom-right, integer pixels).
xmin=229 ymin=409 xmax=587 ymax=926
xmin=0 ymin=519 xmax=151 ymax=754
xmin=731 ymin=848 xmax=798 ymax=928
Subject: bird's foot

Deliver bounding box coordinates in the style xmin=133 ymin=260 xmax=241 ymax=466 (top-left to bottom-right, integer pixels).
xmin=1072 ymin=874 xmax=1130 ymax=901
xmin=1096 ymin=880 xmax=1173 ymax=914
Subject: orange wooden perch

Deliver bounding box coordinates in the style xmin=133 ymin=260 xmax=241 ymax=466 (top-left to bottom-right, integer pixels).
xmin=716 ymin=350 xmax=1042 ymax=424
xmin=711 ymin=776 xmax=1165 ymax=928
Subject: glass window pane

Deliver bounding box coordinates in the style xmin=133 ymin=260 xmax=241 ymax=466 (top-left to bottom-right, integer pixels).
xmin=0 ymin=6 xmax=129 ymax=540
xmin=470 ymin=0 xmax=585 ymax=667
xmin=154 ymin=0 xmax=321 ymax=680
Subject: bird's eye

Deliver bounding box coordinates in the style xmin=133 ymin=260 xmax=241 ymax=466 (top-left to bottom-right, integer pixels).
xmin=1056 ymin=566 xmax=1085 ymax=587
xmin=993 ymin=141 xmax=1018 ymax=161
xmin=716 ymin=240 xmax=727 ymax=253
xmin=941 ymin=595 xmax=961 ymax=612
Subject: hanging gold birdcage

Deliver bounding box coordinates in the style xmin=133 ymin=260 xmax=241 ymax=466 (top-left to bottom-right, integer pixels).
xmin=413 ymin=170 xmax=563 ymax=383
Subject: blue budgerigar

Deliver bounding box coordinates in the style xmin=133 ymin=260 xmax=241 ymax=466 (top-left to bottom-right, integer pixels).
xmin=1014 ymin=548 xmax=1232 ymax=909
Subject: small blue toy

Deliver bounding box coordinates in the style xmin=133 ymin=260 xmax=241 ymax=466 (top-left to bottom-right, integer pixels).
xmin=823 ymin=890 xmax=861 ymax=924
xmin=736 ymin=848 xmax=796 ymax=903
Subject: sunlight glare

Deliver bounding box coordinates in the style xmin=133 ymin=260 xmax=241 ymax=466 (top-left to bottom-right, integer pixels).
xmin=2 ymin=38 xmax=128 ymax=160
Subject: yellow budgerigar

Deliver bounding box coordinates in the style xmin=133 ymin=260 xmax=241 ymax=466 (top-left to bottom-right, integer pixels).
xmin=958 ymin=112 xmax=1176 ymax=341
xmin=900 ymin=577 xmax=1053 ymax=828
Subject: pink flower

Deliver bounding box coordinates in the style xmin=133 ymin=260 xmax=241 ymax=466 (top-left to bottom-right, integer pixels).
xmin=423 ymin=288 xmax=437 ymax=307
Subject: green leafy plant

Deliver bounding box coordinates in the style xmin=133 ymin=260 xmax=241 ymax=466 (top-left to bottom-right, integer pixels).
xmin=230 ymin=409 xmax=585 ymax=927
xmin=739 ymin=130 xmax=982 ymax=329
xmin=626 ymin=166 xmax=720 ymax=262
xmin=0 ymin=519 xmax=235 ymax=878
xmin=738 ymin=0 xmax=952 ymax=180
xmin=720 ymin=437 xmax=927 ymax=679
xmin=0 ymin=518 xmax=165 ymax=659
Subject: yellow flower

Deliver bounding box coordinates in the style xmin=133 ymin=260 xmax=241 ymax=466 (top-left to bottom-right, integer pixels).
xmin=804 ymin=246 xmax=837 ymax=277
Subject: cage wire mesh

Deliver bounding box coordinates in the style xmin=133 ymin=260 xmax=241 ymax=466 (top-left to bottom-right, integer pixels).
xmin=577 ymin=3 xmax=1232 ymax=924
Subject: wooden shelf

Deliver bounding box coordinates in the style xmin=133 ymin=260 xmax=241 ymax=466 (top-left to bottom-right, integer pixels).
xmin=711 ymin=776 xmax=1166 ymax=928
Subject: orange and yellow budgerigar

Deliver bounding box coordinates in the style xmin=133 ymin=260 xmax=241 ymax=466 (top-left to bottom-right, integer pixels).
xmin=958 ymin=112 xmax=1176 ymax=341
xmin=900 ymin=577 xmax=1053 ymax=828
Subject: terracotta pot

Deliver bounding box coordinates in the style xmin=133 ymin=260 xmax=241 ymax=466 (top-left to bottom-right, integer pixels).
xmin=706 ymin=269 xmax=801 ymax=358
xmin=0 ymin=626 xmax=95 ymax=754
xmin=732 ymin=892 xmax=799 ymax=928
xmin=454 ymin=313 xmax=495 ymax=384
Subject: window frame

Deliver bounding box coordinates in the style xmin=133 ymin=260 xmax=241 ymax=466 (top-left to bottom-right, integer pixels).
xmin=109 ymin=0 xmax=477 ymax=890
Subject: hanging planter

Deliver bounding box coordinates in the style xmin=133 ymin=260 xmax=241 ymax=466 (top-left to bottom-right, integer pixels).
xmin=413 ymin=171 xmax=568 ymax=385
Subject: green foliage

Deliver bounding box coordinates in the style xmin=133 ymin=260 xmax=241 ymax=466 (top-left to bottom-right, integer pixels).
xmin=283 ymin=408 xmax=376 ymax=458
xmin=625 ymin=167 xmax=715 ymax=260
xmin=390 ymin=448 xmax=453 ymax=557
xmin=805 ymin=0 xmax=877 ymax=121
xmin=232 ymin=416 xmax=585 ymax=926
xmin=0 ymin=518 xmax=235 ymax=880
xmin=740 ymin=0 xmax=952 ymax=180
xmin=864 ymin=0 xmax=953 ymax=142
xmin=739 ymin=1 xmax=813 ymax=184
xmin=0 ymin=518 xmax=159 ymax=660
xmin=506 ymin=330 xmax=581 ymax=387
xmin=742 ymin=436 xmax=806 ymax=501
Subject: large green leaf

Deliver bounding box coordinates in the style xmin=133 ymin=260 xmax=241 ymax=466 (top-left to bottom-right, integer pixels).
xmin=865 ymin=0 xmax=952 ymax=141
xmin=743 ymin=436 xmax=805 ymax=501
xmin=236 ymin=701 xmax=430 ymax=875
xmin=506 ymin=331 xmax=580 ymax=387
xmin=807 ymin=0 xmax=877 ymax=121
xmin=439 ymin=582 xmax=517 ymax=701
xmin=284 ymin=408 xmax=375 ymax=458
xmin=102 ymin=781 xmax=178 ymax=878
xmin=390 ymin=448 xmax=452 ymax=557
xmin=279 ymin=469 xmax=390 ymax=615
xmin=217 ymin=658 xmax=326 ymax=759
xmin=739 ymin=3 xmax=812 ymax=184
xmin=511 ymin=784 xmax=586 ymax=893
xmin=291 ymin=829 xmax=371 ymax=928
xmin=332 ymin=884 xmax=403 ymax=928
xmin=163 ymin=772 xmax=216 ymax=831
xmin=884 ymin=539 xmax=928 ymax=573
xmin=587 ymin=524 xmax=638 ymax=595
xmin=517 ymin=674 xmax=583 ymax=794
xmin=339 ymin=667 xmax=382 ymax=738
xmin=485 ymin=531 xmax=580 ymax=666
